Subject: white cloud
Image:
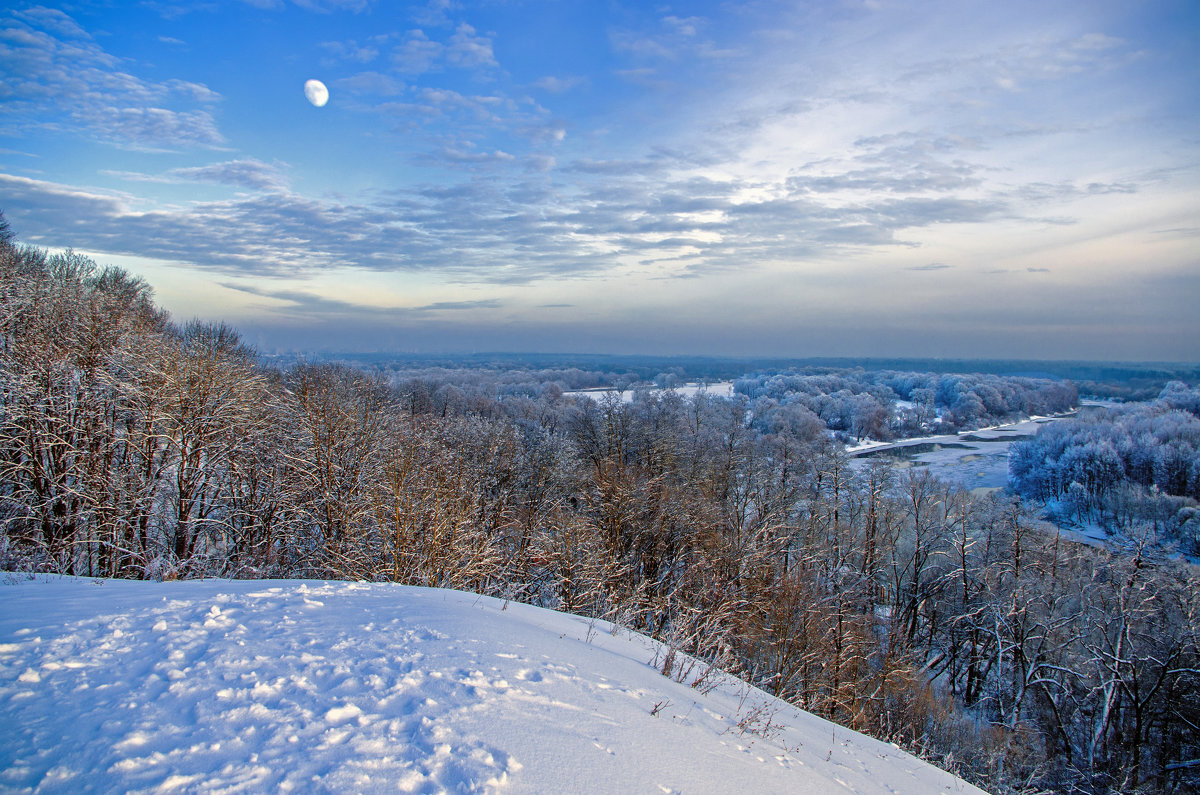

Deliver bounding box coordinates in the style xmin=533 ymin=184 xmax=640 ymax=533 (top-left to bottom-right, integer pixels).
xmin=239 ymin=0 xmax=284 ymax=10
xmin=392 ymin=29 xmax=443 ymax=74
xmin=610 ymin=29 xmax=677 ymax=60
xmin=319 ymin=39 xmax=380 ymax=63
xmin=335 ymin=71 xmax=405 ymax=96
xmin=534 ymin=76 xmax=586 ymax=94
xmin=411 ymin=0 xmax=457 ymax=28
xmin=12 ymin=6 xmax=89 ymax=38
xmin=446 ymin=23 xmax=496 ymax=69
xmin=166 ymin=159 xmax=290 ymax=191
xmin=0 ymin=7 xmax=225 ymax=150
xmin=90 ymin=107 xmax=225 ymax=152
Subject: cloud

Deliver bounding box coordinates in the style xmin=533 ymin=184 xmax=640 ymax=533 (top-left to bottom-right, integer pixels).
xmin=219 ymin=283 xmax=379 ymax=317
xmin=0 ymin=7 xmax=225 ymax=150
xmin=1085 ymin=181 xmax=1136 ymax=195
xmin=788 ymin=166 xmax=980 ymax=195
xmin=1015 ymin=180 xmax=1140 ymax=205
xmin=609 ymin=14 xmax=736 ymax=64
xmin=214 ymin=283 xmax=502 ymax=320
xmin=872 ymin=197 xmax=1005 ymax=226
xmin=247 ymin=0 xmax=374 ymax=12
xmin=1152 ymin=227 xmax=1200 ymax=239
xmin=319 ymin=39 xmax=381 ymax=63
xmin=384 ymin=23 xmax=496 ymax=75
xmin=91 ymin=108 xmax=224 ymax=151
xmin=167 ymin=159 xmax=289 ymax=191
xmin=534 ymin=76 xmax=586 ymax=94
xmin=610 ymin=30 xmax=677 ymax=61
xmin=662 ymin=16 xmax=703 ymax=38
xmin=411 ymin=0 xmax=456 ymax=28
xmin=907 ymin=263 xmax=952 ymax=271
xmin=335 ymin=71 xmax=405 ymax=96
xmin=392 ymin=29 xmax=444 ymax=74
xmin=102 ymin=159 xmax=288 ymax=191
xmin=2 ymin=172 xmax=602 ymax=281
xmin=446 ymin=23 xmax=496 ymax=69
xmin=899 ymin=32 xmax=1130 ymax=89
xmin=525 ymin=154 xmax=556 ymax=172
xmin=415 ymin=299 xmax=502 ymax=311
xmin=363 ymin=81 xmax=554 ymax=155
xmin=517 ymin=122 xmax=566 ymax=145
xmin=614 ymin=67 xmax=659 ymax=85
xmin=12 ymin=6 xmax=88 ymax=38
xmin=566 ymin=158 xmax=667 ymax=176
xmin=432 ymin=147 xmax=515 ymax=165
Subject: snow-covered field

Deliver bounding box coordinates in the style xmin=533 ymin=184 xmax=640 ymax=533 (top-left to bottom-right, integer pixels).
xmin=564 ymin=381 xmax=736 ymax=404
xmin=0 ymin=576 xmax=982 ymax=794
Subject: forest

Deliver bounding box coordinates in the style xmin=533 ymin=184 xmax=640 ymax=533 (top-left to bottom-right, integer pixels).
xmin=1010 ymin=388 xmax=1200 ymax=554
xmin=733 ymin=369 xmax=1077 ymax=441
xmin=2 ymin=221 xmax=1199 ymax=794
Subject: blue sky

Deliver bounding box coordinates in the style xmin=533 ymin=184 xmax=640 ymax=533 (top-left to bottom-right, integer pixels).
xmin=2 ymin=0 xmax=1197 ymax=360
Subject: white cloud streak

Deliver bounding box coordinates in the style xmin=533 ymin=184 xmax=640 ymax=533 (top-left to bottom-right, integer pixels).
xmin=0 ymin=7 xmax=225 ymax=150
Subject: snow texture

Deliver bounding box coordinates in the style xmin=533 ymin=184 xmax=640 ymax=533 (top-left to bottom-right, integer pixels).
xmin=564 ymin=382 xmax=736 ymax=404
xmin=0 ymin=576 xmax=984 ymax=794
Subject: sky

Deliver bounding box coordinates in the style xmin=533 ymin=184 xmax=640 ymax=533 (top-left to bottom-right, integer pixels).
xmin=1 ymin=0 xmax=1198 ymax=361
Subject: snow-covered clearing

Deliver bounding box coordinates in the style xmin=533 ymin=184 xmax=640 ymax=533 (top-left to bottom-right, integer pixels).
xmin=564 ymin=381 xmax=736 ymax=404
xmin=0 ymin=576 xmax=982 ymax=794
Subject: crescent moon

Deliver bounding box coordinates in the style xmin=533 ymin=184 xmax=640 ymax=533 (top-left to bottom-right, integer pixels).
xmin=304 ymin=79 xmax=329 ymax=108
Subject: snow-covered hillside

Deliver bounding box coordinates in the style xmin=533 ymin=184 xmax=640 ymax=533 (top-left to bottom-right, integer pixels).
xmin=0 ymin=576 xmax=983 ymax=794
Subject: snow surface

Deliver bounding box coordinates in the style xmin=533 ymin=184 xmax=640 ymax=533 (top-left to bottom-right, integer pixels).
xmin=0 ymin=576 xmax=984 ymax=794
xmin=564 ymin=382 xmax=736 ymax=404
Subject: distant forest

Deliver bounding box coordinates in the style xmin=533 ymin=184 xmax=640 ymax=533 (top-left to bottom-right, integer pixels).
xmin=2 ymin=218 xmax=1199 ymax=794
xmin=302 ymin=350 xmax=1200 ymax=403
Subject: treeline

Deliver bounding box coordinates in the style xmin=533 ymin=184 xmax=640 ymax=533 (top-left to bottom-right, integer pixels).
xmin=288 ymin=351 xmax=1200 ymax=402
xmin=2 ymin=225 xmax=1198 ymax=794
xmin=734 ymin=370 xmax=1077 ymax=441
xmin=1010 ymin=385 xmax=1200 ymax=553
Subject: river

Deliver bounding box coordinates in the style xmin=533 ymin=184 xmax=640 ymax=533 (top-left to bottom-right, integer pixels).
xmin=845 ymin=400 xmax=1115 ymax=494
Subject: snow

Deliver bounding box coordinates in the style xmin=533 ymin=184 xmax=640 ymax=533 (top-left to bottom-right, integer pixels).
xmin=845 ymin=415 xmax=1056 ymax=456
xmin=0 ymin=576 xmax=983 ymax=794
xmin=845 ymin=414 xmax=1081 ymax=491
xmin=564 ymin=381 xmax=736 ymax=404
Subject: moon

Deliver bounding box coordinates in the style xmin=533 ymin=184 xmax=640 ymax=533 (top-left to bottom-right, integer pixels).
xmin=304 ymin=79 xmax=329 ymax=108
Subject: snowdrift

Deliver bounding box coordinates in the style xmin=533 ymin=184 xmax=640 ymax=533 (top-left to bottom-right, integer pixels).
xmin=0 ymin=576 xmax=983 ymax=793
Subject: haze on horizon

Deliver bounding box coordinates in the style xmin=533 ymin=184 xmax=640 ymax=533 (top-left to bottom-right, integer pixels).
xmin=1 ymin=1 xmax=1197 ymax=362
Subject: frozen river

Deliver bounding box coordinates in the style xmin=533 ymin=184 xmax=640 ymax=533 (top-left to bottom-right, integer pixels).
xmin=846 ymin=401 xmax=1114 ymax=493
xmin=847 ymin=419 xmax=1054 ymax=493
xmin=563 ymin=384 xmax=1112 ymax=495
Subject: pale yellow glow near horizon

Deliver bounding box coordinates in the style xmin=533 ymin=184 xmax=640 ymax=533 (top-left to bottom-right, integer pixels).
xmin=72 ymin=252 xmax=520 ymax=324
xmin=74 ymin=251 xmax=265 ymax=322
